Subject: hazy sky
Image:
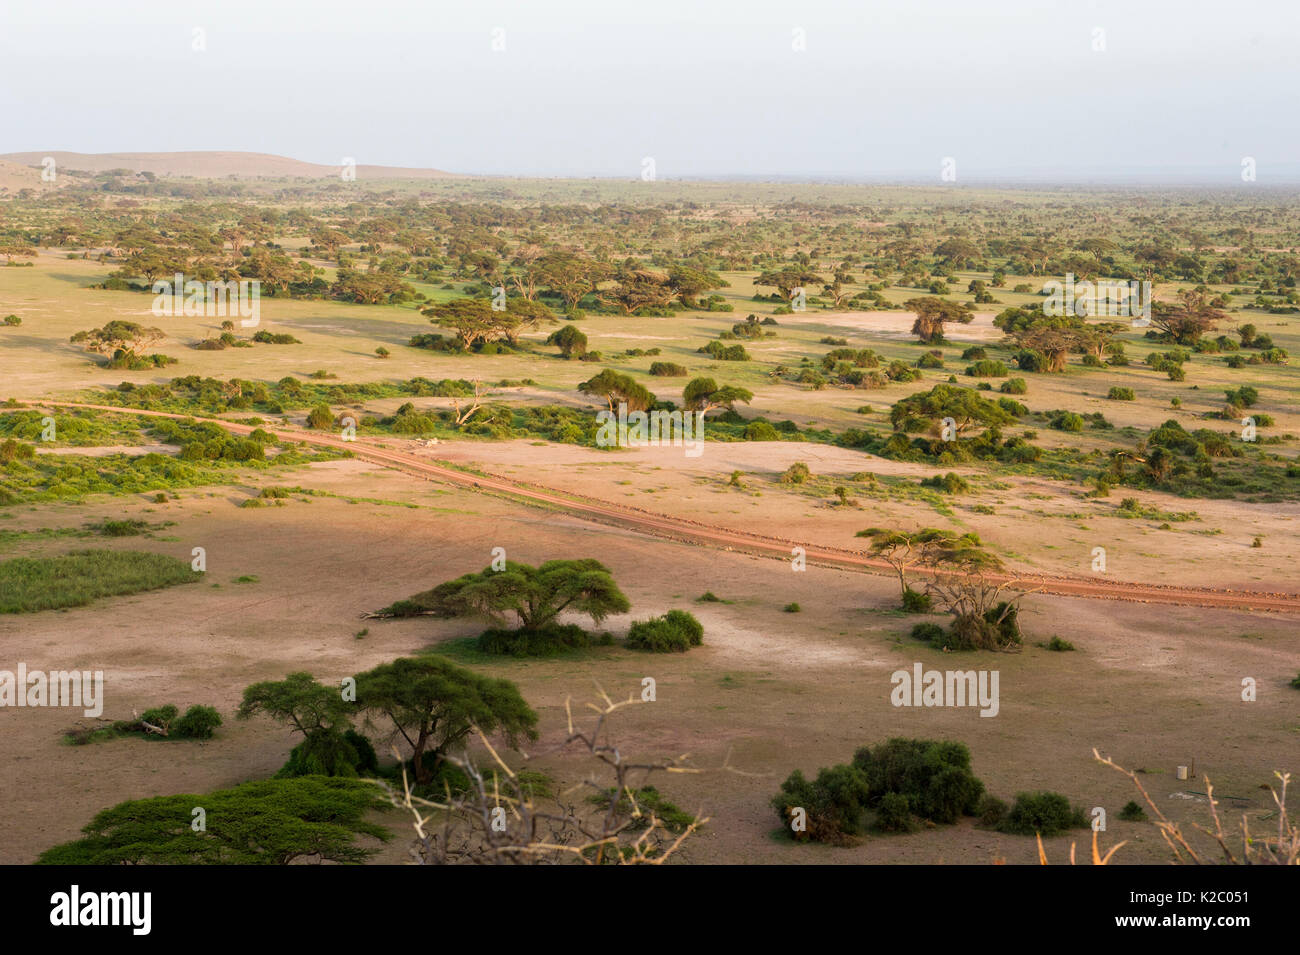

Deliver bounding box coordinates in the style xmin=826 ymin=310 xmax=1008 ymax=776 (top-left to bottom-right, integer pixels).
xmin=2 ymin=0 xmax=1297 ymax=181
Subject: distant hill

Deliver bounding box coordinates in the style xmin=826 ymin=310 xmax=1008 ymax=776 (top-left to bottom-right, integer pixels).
xmin=0 ymin=151 xmax=457 ymax=180
xmin=0 ymin=158 xmax=59 ymax=193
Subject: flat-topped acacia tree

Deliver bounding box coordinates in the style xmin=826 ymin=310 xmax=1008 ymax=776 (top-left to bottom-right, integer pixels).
xmin=904 ymin=296 xmax=974 ymax=343
xmin=374 ymin=558 xmax=631 ymax=655
xmin=354 ymin=656 xmax=537 ymax=785
xmin=577 ymin=369 xmax=654 ymax=412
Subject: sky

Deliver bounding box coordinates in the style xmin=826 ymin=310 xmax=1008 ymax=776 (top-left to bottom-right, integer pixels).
xmin=1 ymin=0 xmax=1297 ymax=182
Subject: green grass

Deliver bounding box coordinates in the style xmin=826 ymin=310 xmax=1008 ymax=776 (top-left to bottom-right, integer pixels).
xmin=0 ymin=549 xmax=201 ymax=613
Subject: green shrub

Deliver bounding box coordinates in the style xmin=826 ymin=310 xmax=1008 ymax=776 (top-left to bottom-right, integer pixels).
xmin=1044 ymin=636 xmax=1075 ymax=652
xmin=901 ymin=587 xmax=932 ymax=613
xmin=780 ymin=462 xmax=811 ymax=484
xmin=770 ymin=764 xmax=872 ymax=844
xmin=626 ymin=610 xmax=704 ymax=653
xmin=744 ymin=421 xmax=779 ymax=441
xmin=783 ymin=602 xmax=801 ymax=613
xmin=1118 ymin=800 xmax=1147 ymax=822
xmin=141 ymin=704 xmax=178 ymax=729
xmin=649 ymin=361 xmax=688 ymax=376
xmin=173 ymin=705 xmax=222 ymax=739
xmin=305 ymin=403 xmax=333 ymax=429
xmin=252 ymin=330 xmax=300 ymax=345
xmin=477 ymin=622 xmax=595 ymax=657
xmin=852 ymin=738 xmax=985 ymax=825
xmin=965 ymin=360 xmax=1009 ymax=378
xmin=1107 ymin=387 xmax=1136 ymax=401
xmin=2 ymin=314 xmax=20 ymax=326
xmin=999 ymin=791 xmax=1089 ymax=836
xmin=875 ymin=792 xmax=919 ymax=833
xmin=920 ymin=472 xmax=970 ymax=493
xmin=976 ymin=794 xmax=1008 ymax=827
xmin=1000 ymin=378 xmax=1027 ymax=394
xmin=910 ymin=622 xmax=947 ymax=646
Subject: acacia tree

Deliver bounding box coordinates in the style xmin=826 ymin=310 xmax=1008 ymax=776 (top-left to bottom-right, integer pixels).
xmin=546 ymin=324 xmax=588 ymax=358
xmin=599 ymin=268 xmax=677 ymax=314
xmin=855 ymin=526 xmax=980 ymax=607
xmin=537 ymin=252 xmax=609 ymax=310
xmin=1151 ymin=289 xmax=1225 ymax=344
xmin=37 ymin=777 xmax=390 ymax=865
xmin=922 ymin=539 xmax=1028 ymax=650
xmin=70 ymin=320 xmax=166 ymax=366
xmin=499 ymin=297 xmax=556 ymax=346
xmin=578 ymin=369 xmax=654 ymax=412
xmin=755 ymin=266 xmax=825 ymax=301
xmin=354 ymin=656 xmax=538 ymax=785
xmin=682 ymin=377 xmax=753 ymax=417
xmin=374 ymin=559 xmax=630 ymax=635
xmin=889 ymin=384 xmax=1015 ymax=438
xmin=237 ymin=672 xmax=363 ymax=776
xmin=905 ymin=297 xmax=974 ymax=343
xmin=423 ymin=299 xmax=508 ymax=349
xmin=667 ymin=265 xmax=726 ymax=306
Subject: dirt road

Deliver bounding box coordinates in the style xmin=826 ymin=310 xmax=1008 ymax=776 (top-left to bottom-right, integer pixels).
xmin=32 ymin=401 xmax=1300 ymax=614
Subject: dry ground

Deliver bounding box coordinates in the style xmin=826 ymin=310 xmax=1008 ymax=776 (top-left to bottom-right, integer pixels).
xmin=2 ymin=456 xmax=1294 ymax=865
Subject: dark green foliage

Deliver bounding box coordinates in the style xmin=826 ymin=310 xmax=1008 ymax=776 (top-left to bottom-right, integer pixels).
xmin=1000 ymin=378 xmax=1027 ymax=394
xmin=1107 ymin=387 xmax=1136 ymax=400
xmin=910 ymin=622 xmax=947 ymax=647
xmin=976 ymin=794 xmax=1008 ymax=827
xmin=998 ymin=791 xmax=1089 ymax=836
xmin=354 ymin=655 xmax=538 ymax=783
xmin=1119 ymin=800 xmax=1147 ymax=822
xmin=901 ymin=587 xmax=932 ymax=613
xmin=875 ymin=792 xmax=920 ymax=833
xmin=546 ymin=324 xmax=588 ymax=358
xmin=698 ymin=340 xmax=751 ymax=361
xmin=277 ymin=729 xmax=369 ymax=778
xmin=770 ymin=764 xmax=873 ymax=845
xmin=851 ymin=738 xmax=985 ymax=825
xmin=1044 ymin=635 xmax=1075 ymax=652
xmin=251 ymin=330 xmax=301 ymax=345
xmin=173 ymin=705 xmax=223 ymax=739
xmin=626 ymin=609 xmax=704 ymax=652
xmin=37 ymin=777 xmax=389 ymax=865
xmin=476 ymin=622 xmax=596 ymax=656
xmin=379 ymin=560 xmax=630 ymax=658
xmin=649 ymin=361 xmax=688 ymax=376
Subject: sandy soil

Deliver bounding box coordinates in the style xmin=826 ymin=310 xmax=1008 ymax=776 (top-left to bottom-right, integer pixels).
xmin=1 ymin=457 xmax=1294 ymax=865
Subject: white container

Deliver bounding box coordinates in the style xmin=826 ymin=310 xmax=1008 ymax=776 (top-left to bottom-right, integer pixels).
xmin=1176 ymin=766 xmax=1189 ymax=781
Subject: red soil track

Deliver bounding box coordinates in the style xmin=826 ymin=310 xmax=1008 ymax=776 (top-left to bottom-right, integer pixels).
xmin=35 ymin=402 xmax=1300 ymax=614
